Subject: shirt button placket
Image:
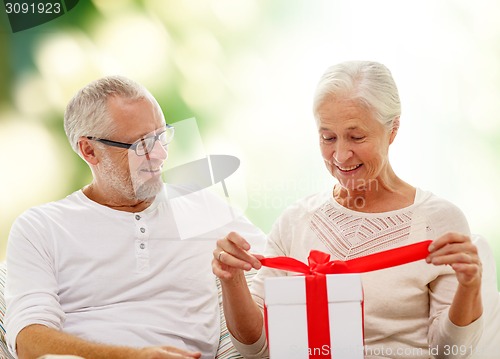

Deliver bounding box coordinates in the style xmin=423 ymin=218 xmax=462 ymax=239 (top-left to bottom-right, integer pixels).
xmin=134 ymin=214 xmax=150 ymax=272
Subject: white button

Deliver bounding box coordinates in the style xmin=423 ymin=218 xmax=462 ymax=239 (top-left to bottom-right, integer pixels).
xmin=140 ymin=227 xmax=146 ymax=233
xmin=135 ymin=215 xmax=141 ymax=220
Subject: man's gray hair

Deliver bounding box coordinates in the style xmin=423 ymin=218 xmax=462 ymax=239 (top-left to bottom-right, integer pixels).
xmin=313 ymin=61 xmax=401 ymax=128
xmin=64 ymin=75 xmax=152 ymax=155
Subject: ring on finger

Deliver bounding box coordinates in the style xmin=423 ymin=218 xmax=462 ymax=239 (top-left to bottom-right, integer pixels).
xmin=218 ymin=250 xmax=226 ymax=262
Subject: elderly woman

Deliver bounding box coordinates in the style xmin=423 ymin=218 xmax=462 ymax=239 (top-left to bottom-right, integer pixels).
xmin=213 ymin=61 xmax=483 ymax=359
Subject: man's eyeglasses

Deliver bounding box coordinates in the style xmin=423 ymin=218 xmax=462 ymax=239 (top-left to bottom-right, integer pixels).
xmin=86 ymin=125 xmax=175 ymax=156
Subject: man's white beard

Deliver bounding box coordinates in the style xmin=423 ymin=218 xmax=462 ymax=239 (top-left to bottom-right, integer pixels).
xmin=99 ymin=153 xmax=164 ymax=201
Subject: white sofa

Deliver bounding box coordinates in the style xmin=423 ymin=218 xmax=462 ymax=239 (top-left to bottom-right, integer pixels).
xmin=0 ymin=235 xmax=498 ymax=359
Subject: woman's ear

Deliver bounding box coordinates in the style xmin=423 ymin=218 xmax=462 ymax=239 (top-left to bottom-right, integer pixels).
xmin=389 ymin=117 xmax=400 ymax=144
xmin=78 ymin=137 xmax=99 ymax=165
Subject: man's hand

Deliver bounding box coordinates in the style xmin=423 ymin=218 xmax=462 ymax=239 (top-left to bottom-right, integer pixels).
xmin=16 ymin=325 xmax=202 ymax=359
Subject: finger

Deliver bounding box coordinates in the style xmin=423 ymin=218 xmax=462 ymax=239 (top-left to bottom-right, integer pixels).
xmin=253 ymin=253 xmax=265 ymax=261
xmin=427 ymin=243 xmax=477 ymax=261
xmin=427 ymin=251 xmax=482 ymax=288
xmin=219 ymin=246 xmax=261 ymax=271
xmin=231 ymin=252 xmax=262 ymax=270
xmin=215 ymin=234 xmax=262 ymax=270
xmin=226 ymin=235 xmax=263 ymax=269
xmin=451 ymin=262 xmax=481 ymax=274
xmin=428 ymin=252 xmax=476 ymax=266
xmin=223 ymin=231 xmax=251 ymax=251
xmin=213 ymin=233 xmax=249 ymax=261
xmin=451 ymin=263 xmax=482 ymax=287
xmin=212 ymin=258 xmax=226 ymax=278
xmin=211 ymin=257 xmax=236 ymax=280
xmin=217 ymin=250 xmax=226 ymax=262
xmin=428 ymin=232 xmax=470 ymax=252
xmin=427 ymin=233 xmax=479 ymax=265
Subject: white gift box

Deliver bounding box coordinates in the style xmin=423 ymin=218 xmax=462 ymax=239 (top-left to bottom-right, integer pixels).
xmin=264 ymin=274 xmax=364 ymax=359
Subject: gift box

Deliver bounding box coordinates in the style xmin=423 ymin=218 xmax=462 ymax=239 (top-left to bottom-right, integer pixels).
xmin=264 ymin=273 xmax=364 ymax=359
xmin=260 ymin=241 xmax=433 ymax=359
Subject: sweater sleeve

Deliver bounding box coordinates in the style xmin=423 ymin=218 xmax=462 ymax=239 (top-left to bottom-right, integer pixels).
xmin=229 ymin=324 xmax=268 ymax=359
xmin=428 ymin=275 xmax=484 ymax=359
xmin=424 ymin=193 xmax=484 ymax=358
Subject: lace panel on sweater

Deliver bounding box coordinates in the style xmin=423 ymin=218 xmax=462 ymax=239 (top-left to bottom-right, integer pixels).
xmin=309 ymin=202 xmax=414 ymax=260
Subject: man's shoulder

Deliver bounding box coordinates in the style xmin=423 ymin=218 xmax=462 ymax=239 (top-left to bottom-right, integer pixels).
xmin=15 ymin=190 xmax=83 ymax=223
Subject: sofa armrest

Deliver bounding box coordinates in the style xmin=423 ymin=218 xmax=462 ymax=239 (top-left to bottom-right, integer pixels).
xmin=0 ymin=262 xmax=15 ymax=359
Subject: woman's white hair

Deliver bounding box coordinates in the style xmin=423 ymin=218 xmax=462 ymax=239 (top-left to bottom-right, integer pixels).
xmin=64 ymin=75 xmax=153 ymax=155
xmin=313 ymin=61 xmax=401 ymax=128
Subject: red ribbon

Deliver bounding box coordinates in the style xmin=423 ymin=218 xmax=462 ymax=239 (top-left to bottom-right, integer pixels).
xmin=261 ymin=240 xmax=432 ymax=359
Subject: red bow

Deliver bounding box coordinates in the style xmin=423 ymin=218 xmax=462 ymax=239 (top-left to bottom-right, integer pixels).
xmin=261 ymin=240 xmax=432 ymax=359
xmin=260 ymin=240 xmax=433 ymax=275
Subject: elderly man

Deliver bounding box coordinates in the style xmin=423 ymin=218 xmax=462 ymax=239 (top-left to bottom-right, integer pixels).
xmin=5 ymin=76 xmax=264 ymax=359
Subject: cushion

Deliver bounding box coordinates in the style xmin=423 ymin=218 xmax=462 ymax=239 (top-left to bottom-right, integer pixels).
xmin=470 ymin=234 xmax=500 ymax=359
xmin=0 ymin=262 xmax=14 ymax=359
xmin=215 ymin=270 xmax=257 ymax=359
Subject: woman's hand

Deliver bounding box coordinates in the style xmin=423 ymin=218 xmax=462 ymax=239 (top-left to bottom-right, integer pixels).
xmin=212 ymin=231 xmax=263 ymax=282
xmin=426 ymin=232 xmax=483 ymax=326
xmin=211 ymin=233 xmax=266 ymax=345
xmin=426 ymin=232 xmax=482 ymax=289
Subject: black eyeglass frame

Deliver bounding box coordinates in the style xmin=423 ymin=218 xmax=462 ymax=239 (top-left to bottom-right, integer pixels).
xmin=86 ymin=124 xmax=174 ymax=156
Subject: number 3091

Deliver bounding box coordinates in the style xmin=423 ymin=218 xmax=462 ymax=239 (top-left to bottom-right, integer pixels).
xmin=5 ymin=2 xmax=62 ymax=14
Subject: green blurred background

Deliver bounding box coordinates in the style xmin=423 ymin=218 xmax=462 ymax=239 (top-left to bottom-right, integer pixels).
xmin=1 ymin=0 xmax=499 ymax=285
